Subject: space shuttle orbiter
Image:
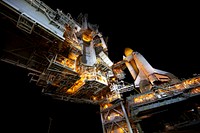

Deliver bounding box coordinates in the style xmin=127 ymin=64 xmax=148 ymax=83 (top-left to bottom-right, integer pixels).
xmin=123 ymin=48 xmax=180 ymax=93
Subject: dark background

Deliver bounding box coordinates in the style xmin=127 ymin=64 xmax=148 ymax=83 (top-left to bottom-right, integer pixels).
xmin=1 ymin=0 xmax=199 ymax=133
xmin=41 ymin=0 xmax=199 ymax=79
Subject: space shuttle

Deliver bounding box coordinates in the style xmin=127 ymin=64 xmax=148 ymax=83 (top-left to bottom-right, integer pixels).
xmin=123 ymin=48 xmax=180 ymax=93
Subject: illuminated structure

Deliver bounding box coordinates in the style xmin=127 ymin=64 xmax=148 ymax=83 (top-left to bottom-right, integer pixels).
xmin=1 ymin=0 xmax=200 ymax=132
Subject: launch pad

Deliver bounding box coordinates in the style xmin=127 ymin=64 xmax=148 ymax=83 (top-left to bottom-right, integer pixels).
xmin=1 ymin=0 xmax=200 ymax=132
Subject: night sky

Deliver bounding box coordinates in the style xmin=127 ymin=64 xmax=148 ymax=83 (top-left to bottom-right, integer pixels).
xmin=1 ymin=1 xmax=199 ymax=133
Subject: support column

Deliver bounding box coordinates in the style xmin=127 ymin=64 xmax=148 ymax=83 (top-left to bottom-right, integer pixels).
xmin=100 ymin=99 xmax=134 ymax=133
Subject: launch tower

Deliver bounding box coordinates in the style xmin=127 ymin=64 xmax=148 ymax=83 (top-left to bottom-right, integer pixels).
xmin=1 ymin=0 xmax=200 ymax=132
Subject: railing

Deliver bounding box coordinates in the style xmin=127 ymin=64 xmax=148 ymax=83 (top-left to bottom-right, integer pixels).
xmin=25 ymin=0 xmax=80 ymax=32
